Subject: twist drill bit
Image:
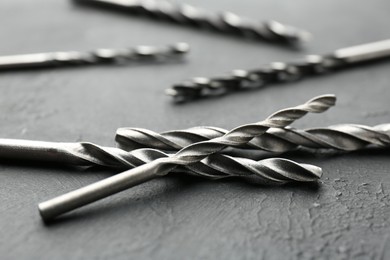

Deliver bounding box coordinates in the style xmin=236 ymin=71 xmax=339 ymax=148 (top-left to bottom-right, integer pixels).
xmin=75 ymin=0 xmax=309 ymax=46
xmin=0 ymin=42 xmax=189 ymax=71
xmin=38 ymin=94 xmax=335 ymax=221
xmin=115 ymin=124 xmax=390 ymax=153
xmin=0 ymin=139 xmax=321 ymax=182
xmin=166 ymin=39 xmax=390 ymax=102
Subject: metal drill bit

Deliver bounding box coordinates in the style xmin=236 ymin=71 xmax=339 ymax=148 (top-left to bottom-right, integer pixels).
xmin=116 ymin=124 xmax=390 ymax=153
xmin=75 ymin=0 xmax=310 ymax=46
xmin=0 ymin=42 xmax=189 ymax=71
xmin=38 ymin=94 xmax=335 ymax=221
xmin=166 ymin=39 xmax=390 ymax=102
xmin=0 ymin=139 xmax=321 ymax=182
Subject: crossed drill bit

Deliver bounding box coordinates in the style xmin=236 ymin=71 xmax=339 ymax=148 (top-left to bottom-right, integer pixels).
xmin=4 ymin=123 xmax=388 ymax=180
xmin=2 ymin=95 xmax=332 ymax=182
xmin=35 ymin=94 xmax=337 ymax=220
xmin=2 ymin=94 xmax=389 ymax=221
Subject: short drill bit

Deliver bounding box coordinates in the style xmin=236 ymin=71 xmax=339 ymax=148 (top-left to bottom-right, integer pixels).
xmin=0 ymin=42 xmax=189 ymax=71
xmin=75 ymin=0 xmax=309 ymax=46
xmin=166 ymin=39 xmax=390 ymax=102
xmin=38 ymin=94 xmax=335 ymax=221
xmin=0 ymin=139 xmax=321 ymax=182
xmin=115 ymin=124 xmax=390 ymax=153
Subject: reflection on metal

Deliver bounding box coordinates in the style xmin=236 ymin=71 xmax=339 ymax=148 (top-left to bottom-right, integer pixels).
xmin=0 ymin=139 xmax=322 ymax=182
xmin=37 ymin=94 xmax=335 ymax=221
xmin=116 ymin=124 xmax=390 ymax=152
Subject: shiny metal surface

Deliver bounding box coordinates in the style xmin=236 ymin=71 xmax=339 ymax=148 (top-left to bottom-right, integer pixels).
xmin=334 ymin=39 xmax=390 ymax=63
xmin=75 ymin=0 xmax=310 ymax=45
xmin=0 ymin=138 xmax=319 ymax=180
xmin=38 ymin=94 xmax=334 ymax=221
xmin=116 ymin=124 xmax=390 ymax=152
xmin=0 ymin=42 xmax=189 ymax=70
xmin=39 ymin=160 xmax=162 ymax=221
xmin=166 ymin=39 xmax=390 ymax=102
xmin=38 ymin=158 xmax=321 ymax=221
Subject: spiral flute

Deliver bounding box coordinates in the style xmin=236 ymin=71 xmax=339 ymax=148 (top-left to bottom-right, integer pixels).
xmin=116 ymin=124 xmax=390 ymax=153
xmin=38 ymin=94 xmax=335 ymax=221
xmin=75 ymin=0 xmax=309 ymax=46
xmin=0 ymin=42 xmax=189 ymax=71
xmin=0 ymin=139 xmax=321 ymax=182
xmin=166 ymin=39 xmax=390 ymax=102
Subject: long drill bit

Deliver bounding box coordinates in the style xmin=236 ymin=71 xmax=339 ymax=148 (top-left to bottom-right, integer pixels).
xmin=75 ymin=0 xmax=309 ymax=46
xmin=37 ymin=94 xmax=335 ymax=221
xmin=0 ymin=42 xmax=189 ymax=71
xmin=115 ymin=124 xmax=390 ymax=153
xmin=166 ymin=39 xmax=390 ymax=102
xmin=0 ymin=139 xmax=321 ymax=181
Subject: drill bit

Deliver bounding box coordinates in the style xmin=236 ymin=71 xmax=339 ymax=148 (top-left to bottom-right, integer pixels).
xmin=0 ymin=42 xmax=189 ymax=71
xmin=166 ymin=39 xmax=390 ymax=102
xmin=115 ymin=124 xmax=390 ymax=153
xmin=0 ymin=139 xmax=321 ymax=181
xmin=75 ymin=0 xmax=310 ymax=46
xmin=38 ymin=94 xmax=335 ymax=221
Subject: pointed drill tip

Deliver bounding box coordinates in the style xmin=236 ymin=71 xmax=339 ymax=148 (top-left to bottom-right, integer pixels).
xmin=306 ymin=94 xmax=337 ymax=112
xmin=374 ymin=123 xmax=390 ymax=134
xmin=115 ymin=127 xmax=129 ymax=136
xmin=171 ymin=42 xmax=190 ymax=54
xmin=266 ymin=94 xmax=337 ymax=124
xmin=261 ymin=158 xmax=322 ymax=182
xmin=266 ymin=20 xmax=312 ymax=45
xmin=308 ymin=94 xmax=337 ymax=105
xmin=301 ymin=164 xmax=323 ymax=179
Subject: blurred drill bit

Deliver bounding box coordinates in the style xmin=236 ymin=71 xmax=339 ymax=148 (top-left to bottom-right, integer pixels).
xmin=38 ymin=94 xmax=334 ymax=221
xmin=166 ymin=39 xmax=390 ymax=102
xmin=115 ymin=124 xmax=390 ymax=153
xmin=75 ymin=0 xmax=310 ymax=46
xmin=0 ymin=42 xmax=189 ymax=71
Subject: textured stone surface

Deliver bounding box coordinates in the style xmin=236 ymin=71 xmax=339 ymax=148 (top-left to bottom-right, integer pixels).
xmin=0 ymin=0 xmax=389 ymax=259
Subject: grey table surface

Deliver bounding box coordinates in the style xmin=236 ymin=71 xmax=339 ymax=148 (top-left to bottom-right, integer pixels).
xmin=1 ymin=0 xmax=390 ymax=259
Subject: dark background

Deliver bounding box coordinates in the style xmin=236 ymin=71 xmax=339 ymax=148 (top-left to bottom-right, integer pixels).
xmin=1 ymin=0 xmax=389 ymax=259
